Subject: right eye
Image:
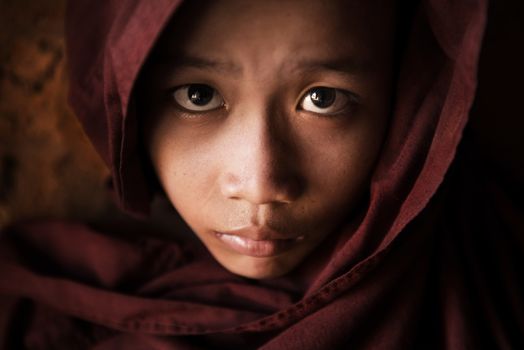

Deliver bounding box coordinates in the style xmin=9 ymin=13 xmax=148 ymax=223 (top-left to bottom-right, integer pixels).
xmin=298 ymin=87 xmax=352 ymax=115
xmin=172 ymin=84 xmax=224 ymax=112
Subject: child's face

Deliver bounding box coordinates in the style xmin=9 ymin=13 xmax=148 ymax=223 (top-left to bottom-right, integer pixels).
xmin=145 ymin=0 xmax=395 ymax=279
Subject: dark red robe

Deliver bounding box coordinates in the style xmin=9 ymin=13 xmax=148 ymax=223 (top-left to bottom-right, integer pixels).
xmin=1 ymin=0 xmax=523 ymax=348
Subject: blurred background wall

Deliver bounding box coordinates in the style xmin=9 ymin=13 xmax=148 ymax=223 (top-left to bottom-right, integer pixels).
xmin=0 ymin=1 xmax=522 ymax=230
xmin=0 ymin=0 xmax=114 ymax=229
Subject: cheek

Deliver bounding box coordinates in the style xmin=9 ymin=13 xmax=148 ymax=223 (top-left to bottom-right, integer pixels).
xmin=159 ymin=149 xmax=216 ymax=209
xmin=301 ymin=121 xmax=384 ymax=203
xmin=148 ymin=121 xmax=219 ymax=221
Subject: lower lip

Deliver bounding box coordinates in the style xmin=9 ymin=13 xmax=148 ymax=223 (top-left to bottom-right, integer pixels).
xmin=214 ymin=232 xmax=303 ymax=257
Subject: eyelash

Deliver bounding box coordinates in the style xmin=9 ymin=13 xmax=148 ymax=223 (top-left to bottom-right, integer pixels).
xmin=167 ymin=84 xmax=359 ymax=117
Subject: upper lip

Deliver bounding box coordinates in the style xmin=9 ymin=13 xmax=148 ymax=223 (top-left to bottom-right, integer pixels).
xmin=218 ymin=226 xmax=298 ymax=241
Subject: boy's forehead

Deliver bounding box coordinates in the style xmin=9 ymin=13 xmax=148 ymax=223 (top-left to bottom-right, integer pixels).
xmin=154 ymin=0 xmax=395 ymax=72
xmin=163 ymin=0 xmax=395 ymax=40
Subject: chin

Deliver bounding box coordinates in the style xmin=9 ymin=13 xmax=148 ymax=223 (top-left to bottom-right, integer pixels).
xmin=216 ymin=253 xmax=299 ymax=280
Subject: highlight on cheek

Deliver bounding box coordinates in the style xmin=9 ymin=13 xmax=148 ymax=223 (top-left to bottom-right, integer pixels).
xmin=298 ymin=87 xmax=359 ymax=116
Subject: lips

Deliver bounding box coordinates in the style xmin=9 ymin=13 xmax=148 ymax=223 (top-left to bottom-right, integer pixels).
xmin=214 ymin=227 xmax=304 ymax=257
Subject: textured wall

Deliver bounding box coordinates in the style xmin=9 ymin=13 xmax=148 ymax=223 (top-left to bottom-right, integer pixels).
xmin=0 ymin=1 xmax=114 ymax=228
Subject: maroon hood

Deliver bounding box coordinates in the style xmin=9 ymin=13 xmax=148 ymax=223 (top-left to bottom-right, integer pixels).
xmin=2 ymin=0 xmax=524 ymax=349
xmin=65 ymin=0 xmax=482 ymax=222
xmin=64 ymin=0 xmax=488 ymax=295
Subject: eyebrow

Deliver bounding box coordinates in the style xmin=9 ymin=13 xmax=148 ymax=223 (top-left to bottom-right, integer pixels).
xmin=288 ymin=57 xmax=370 ymax=77
xmin=156 ymin=53 xmax=368 ymax=78
xmin=157 ymin=53 xmax=243 ymax=76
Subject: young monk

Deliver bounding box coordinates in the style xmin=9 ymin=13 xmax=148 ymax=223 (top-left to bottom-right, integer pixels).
xmin=140 ymin=0 xmax=395 ymax=280
xmin=0 ymin=0 xmax=522 ymax=349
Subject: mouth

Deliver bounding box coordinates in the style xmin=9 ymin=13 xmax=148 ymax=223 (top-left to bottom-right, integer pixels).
xmin=213 ymin=227 xmax=304 ymax=258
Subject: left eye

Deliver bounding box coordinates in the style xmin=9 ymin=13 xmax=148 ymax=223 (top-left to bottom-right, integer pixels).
xmin=299 ymin=87 xmax=351 ymax=115
xmin=172 ymin=84 xmax=224 ymax=112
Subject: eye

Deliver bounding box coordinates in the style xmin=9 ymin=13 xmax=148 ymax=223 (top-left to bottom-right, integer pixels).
xmin=299 ymin=87 xmax=353 ymax=115
xmin=172 ymin=84 xmax=224 ymax=112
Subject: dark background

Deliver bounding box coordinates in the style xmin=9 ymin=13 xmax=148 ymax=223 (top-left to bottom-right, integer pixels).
xmin=0 ymin=0 xmax=522 ymax=229
xmin=0 ymin=0 xmax=114 ymax=228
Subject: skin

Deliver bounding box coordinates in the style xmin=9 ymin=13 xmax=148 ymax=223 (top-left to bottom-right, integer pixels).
xmin=143 ymin=0 xmax=396 ymax=279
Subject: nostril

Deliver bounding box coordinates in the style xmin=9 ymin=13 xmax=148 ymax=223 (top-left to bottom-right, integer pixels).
xmin=220 ymin=173 xmax=242 ymax=199
xmin=220 ymin=171 xmax=303 ymax=205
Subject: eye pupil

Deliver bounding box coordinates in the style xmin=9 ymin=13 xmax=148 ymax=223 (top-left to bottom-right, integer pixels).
xmin=309 ymin=87 xmax=336 ymax=108
xmin=188 ymin=84 xmax=214 ymax=106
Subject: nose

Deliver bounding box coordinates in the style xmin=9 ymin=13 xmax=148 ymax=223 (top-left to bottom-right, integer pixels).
xmin=220 ymin=110 xmax=303 ymax=205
